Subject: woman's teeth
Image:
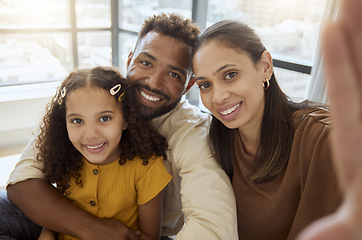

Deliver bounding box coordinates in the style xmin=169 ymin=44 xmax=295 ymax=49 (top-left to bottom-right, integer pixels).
xmin=220 ymin=103 xmax=240 ymax=115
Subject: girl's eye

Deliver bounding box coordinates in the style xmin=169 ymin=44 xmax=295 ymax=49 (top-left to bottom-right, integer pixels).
xmin=169 ymin=72 xmax=179 ymax=78
xmin=198 ymin=82 xmax=211 ymax=90
xmin=141 ymin=61 xmax=151 ymax=67
xmin=225 ymin=71 xmax=237 ymax=79
xmin=100 ymin=116 xmax=111 ymax=122
xmin=71 ymin=119 xmax=83 ymax=124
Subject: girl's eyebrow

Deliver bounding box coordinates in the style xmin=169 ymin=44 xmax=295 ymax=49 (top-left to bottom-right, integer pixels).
xmin=67 ymin=110 xmax=115 ymax=118
xmin=66 ymin=113 xmax=81 ymax=118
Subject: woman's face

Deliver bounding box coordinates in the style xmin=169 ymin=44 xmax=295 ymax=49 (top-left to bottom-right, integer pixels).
xmin=193 ymin=40 xmax=272 ymax=132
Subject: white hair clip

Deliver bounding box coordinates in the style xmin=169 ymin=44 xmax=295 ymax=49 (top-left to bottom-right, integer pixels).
xmin=57 ymin=87 xmax=67 ymax=105
xmin=110 ymin=84 xmax=121 ymax=95
xmin=110 ymin=84 xmax=126 ymax=102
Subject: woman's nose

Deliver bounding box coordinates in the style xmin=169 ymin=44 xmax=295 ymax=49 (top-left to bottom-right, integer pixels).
xmin=212 ymin=87 xmax=229 ymax=105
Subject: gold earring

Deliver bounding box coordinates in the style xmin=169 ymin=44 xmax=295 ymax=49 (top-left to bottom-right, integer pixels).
xmin=263 ymin=79 xmax=270 ymax=89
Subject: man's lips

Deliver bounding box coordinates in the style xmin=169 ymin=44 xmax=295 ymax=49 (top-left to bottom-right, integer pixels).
xmin=139 ymin=89 xmax=161 ymax=102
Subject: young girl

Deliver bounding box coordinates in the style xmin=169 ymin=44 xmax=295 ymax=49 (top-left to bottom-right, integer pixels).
xmin=192 ymin=20 xmax=341 ymax=240
xmin=36 ymin=66 xmax=171 ymax=240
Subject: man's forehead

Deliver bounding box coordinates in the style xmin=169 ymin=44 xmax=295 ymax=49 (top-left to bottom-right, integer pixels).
xmin=136 ymin=31 xmax=190 ymax=55
xmin=135 ymin=32 xmax=192 ymax=69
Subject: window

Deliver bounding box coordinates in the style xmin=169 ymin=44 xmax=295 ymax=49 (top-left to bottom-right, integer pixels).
xmin=0 ymin=0 xmax=192 ymax=85
xmin=0 ymin=0 xmax=328 ymax=97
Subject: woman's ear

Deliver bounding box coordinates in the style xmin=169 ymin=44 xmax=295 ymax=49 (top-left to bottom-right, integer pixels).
xmin=260 ymin=51 xmax=273 ymax=80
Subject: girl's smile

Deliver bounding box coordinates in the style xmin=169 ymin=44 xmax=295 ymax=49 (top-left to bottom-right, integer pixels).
xmin=66 ymin=86 xmax=127 ymax=165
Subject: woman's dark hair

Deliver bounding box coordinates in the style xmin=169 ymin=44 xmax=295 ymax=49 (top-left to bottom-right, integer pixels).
xmin=36 ymin=66 xmax=168 ymax=193
xmin=193 ymin=20 xmax=313 ymax=183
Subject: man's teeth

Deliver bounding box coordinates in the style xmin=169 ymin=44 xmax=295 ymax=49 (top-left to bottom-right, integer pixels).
xmin=87 ymin=143 xmax=105 ymax=149
xmin=140 ymin=90 xmax=161 ymax=102
xmin=220 ymin=103 xmax=240 ymax=115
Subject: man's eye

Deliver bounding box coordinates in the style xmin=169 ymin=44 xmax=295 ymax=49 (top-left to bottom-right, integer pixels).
xmin=71 ymin=119 xmax=83 ymax=124
xmin=169 ymin=72 xmax=180 ymax=78
xmin=141 ymin=61 xmax=151 ymax=67
xmin=100 ymin=116 xmax=111 ymax=122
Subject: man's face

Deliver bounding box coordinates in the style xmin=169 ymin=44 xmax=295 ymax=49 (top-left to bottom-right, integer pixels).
xmin=126 ymin=31 xmax=192 ymax=119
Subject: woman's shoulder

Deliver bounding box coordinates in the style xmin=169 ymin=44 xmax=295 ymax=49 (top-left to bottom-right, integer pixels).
xmin=293 ymin=106 xmax=332 ymax=130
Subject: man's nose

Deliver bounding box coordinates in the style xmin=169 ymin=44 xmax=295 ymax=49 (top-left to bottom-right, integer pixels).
xmin=146 ymin=70 xmax=164 ymax=90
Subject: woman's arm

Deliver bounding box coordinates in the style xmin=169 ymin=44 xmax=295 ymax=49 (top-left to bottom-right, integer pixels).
xmin=138 ymin=191 xmax=164 ymax=240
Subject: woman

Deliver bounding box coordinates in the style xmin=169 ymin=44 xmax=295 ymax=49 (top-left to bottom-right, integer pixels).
xmin=192 ymin=20 xmax=341 ymax=240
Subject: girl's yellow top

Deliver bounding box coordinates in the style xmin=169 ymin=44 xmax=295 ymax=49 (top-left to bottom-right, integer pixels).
xmin=59 ymin=155 xmax=171 ymax=240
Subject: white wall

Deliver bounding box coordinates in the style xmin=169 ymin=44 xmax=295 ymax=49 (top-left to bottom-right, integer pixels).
xmin=0 ymin=82 xmax=58 ymax=156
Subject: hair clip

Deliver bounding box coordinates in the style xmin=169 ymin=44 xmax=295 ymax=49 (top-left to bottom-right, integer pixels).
xmin=57 ymin=87 xmax=67 ymax=105
xmin=117 ymin=91 xmax=126 ymax=102
xmin=110 ymin=84 xmax=121 ymax=96
xmin=110 ymin=84 xmax=126 ymax=103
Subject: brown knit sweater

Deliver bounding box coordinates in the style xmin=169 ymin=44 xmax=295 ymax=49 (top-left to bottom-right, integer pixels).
xmin=232 ymin=108 xmax=342 ymax=240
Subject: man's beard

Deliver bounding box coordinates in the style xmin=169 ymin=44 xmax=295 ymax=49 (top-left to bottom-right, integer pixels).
xmin=128 ymin=83 xmax=181 ymax=120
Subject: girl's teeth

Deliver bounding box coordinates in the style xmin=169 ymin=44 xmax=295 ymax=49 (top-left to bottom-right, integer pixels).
xmin=87 ymin=143 xmax=105 ymax=149
xmin=220 ymin=103 xmax=240 ymax=115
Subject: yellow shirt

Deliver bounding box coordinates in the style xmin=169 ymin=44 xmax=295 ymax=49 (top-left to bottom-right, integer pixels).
xmin=60 ymin=156 xmax=171 ymax=240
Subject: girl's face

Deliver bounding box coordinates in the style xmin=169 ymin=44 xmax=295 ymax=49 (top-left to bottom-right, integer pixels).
xmin=65 ymin=86 xmax=127 ymax=165
xmin=193 ymin=41 xmax=272 ymax=133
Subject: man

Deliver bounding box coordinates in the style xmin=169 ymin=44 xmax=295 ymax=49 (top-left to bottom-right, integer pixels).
xmin=0 ymin=13 xmax=238 ymax=240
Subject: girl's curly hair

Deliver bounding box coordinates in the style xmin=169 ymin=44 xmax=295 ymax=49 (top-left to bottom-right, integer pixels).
xmin=36 ymin=66 xmax=168 ymax=194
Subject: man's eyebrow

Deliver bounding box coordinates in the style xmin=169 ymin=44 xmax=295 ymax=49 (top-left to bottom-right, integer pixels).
xmin=141 ymin=52 xmax=156 ymax=61
xmin=168 ymin=64 xmax=187 ymax=77
xmin=141 ymin=52 xmax=187 ymax=77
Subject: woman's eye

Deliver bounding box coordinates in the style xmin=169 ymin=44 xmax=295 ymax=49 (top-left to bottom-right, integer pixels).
xmin=71 ymin=119 xmax=83 ymax=124
xmin=141 ymin=61 xmax=151 ymax=67
xmin=100 ymin=116 xmax=111 ymax=122
xmin=225 ymin=72 xmax=237 ymax=79
xmin=198 ymin=82 xmax=211 ymax=90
